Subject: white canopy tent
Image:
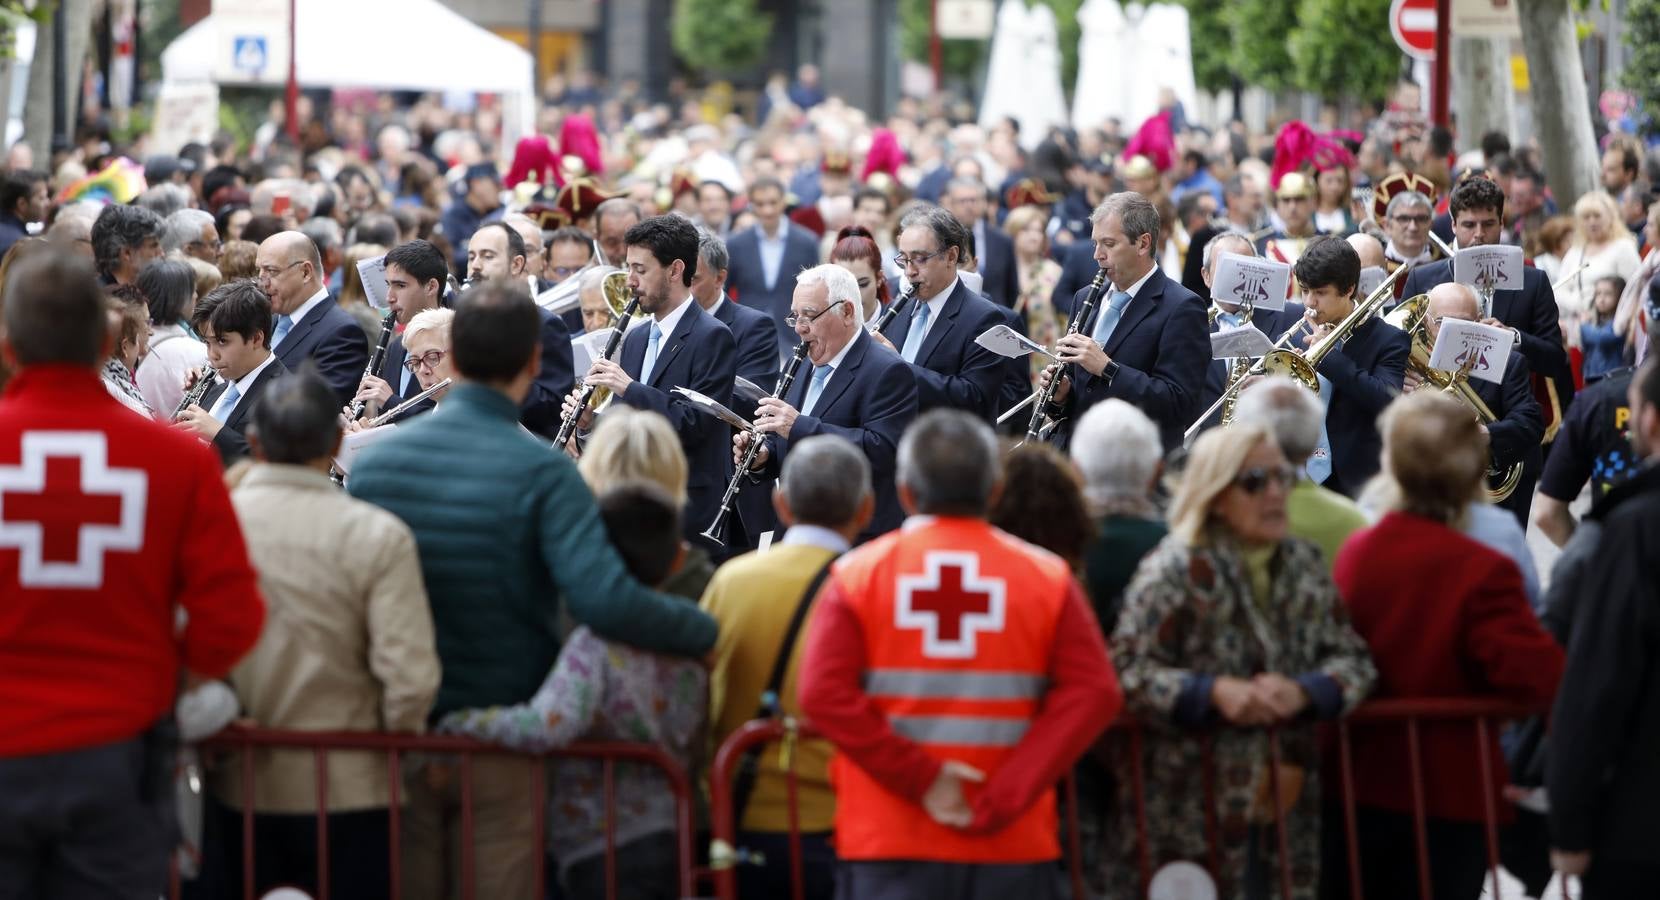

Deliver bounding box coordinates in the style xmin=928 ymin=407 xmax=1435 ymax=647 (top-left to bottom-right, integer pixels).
xmin=159 ymin=0 xmax=533 ymax=152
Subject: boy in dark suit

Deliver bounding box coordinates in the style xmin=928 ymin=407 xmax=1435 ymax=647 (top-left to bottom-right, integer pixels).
xmin=176 ymin=281 xmax=289 ymax=466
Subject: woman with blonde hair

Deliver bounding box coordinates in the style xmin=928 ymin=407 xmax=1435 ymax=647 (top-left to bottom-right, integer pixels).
xmin=577 ymin=407 xmax=712 ymax=599
xmin=1005 ymin=204 xmax=1065 ymax=385
xmin=1101 ymin=423 xmax=1376 ymax=900
xmin=1557 ymin=190 xmax=1640 ymax=342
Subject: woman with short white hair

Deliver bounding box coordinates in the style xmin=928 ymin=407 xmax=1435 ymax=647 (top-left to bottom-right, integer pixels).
xmin=1070 ymin=398 xmax=1165 ymax=630
xmin=346 ymin=307 xmax=454 ymax=431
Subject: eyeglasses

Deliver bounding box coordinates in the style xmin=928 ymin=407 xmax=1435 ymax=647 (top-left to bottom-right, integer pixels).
xmin=1233 ymin=463 xmax=1297 ymax=495
xmin=190 ymin=239 xmax=224 ymax=251
xmin=892 ymin=249 xmax=947 ymax=269
xmin=550 ymin=265 xmax=585 ymax=278
xmin=403 ymin=349 xmax=449 ymax=373
xmin=784 ymin=299 xmax=848 ymax=329
xmin=256 ymin=260 xmax=306 ymax=281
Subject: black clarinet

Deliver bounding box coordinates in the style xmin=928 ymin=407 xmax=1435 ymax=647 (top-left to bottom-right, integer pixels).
xmin=1024 ymin=269 xmax=1108 ymax=444
xmin=348 ymin=309 xmax=399 ymax=421
xmin=869 ymin=285 xmax=918 ymax=335
xmin=554 ymin=296 xmax=642 ymax=449
xmin=700 ymin=342 xmax=812 ymax=546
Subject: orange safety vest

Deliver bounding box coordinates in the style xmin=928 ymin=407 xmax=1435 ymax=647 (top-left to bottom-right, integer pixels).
xmin=828 ymin=516 xmax=1073 ymax=863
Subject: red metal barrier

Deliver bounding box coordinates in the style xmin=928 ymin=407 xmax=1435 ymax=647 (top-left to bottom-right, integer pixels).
xmin=706 ymin=699 xmax=1576 ymax=900
xmin=173 ymin=726 xmax=697 ymax=900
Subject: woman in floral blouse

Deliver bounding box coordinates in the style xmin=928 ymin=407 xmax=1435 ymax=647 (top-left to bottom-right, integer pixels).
xmin=1007 ymin=204 xmax=1065 ymax=386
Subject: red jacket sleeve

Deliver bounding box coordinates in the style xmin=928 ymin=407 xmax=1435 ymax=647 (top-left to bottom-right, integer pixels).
xmin=797 ymin=578 xmax=944 ymax=802
xmin=177 ymin=449 xmax=265 ymax=677
xmin=1462 ymin=555 xmax=1563 ymax=711
xmin=970 ymin=580 xmax=1122 ymax=832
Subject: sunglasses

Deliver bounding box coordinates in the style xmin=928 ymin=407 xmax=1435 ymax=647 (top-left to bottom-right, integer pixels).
xmin=1233 ymin=464 xmax=1297 ymax=495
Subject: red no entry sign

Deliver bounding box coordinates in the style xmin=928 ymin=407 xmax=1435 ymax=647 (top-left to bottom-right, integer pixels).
xmin=1391 ymin=0 xmax=1438 ymax=61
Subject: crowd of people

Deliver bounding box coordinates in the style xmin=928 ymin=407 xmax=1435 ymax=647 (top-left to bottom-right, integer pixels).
xmin=1 ymin=67 xmax=1659 ymax=900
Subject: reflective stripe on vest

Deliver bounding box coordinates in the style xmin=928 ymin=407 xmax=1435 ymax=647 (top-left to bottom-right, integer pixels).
xmin=889 ymin=715 xmax=1031 ymax=747
xmin=863 ymin=669 xmax=1048 ymax=701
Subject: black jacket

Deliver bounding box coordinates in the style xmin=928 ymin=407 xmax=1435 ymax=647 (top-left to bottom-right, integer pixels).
xmin=1546 ymin=461 xmax=1660 ymax=862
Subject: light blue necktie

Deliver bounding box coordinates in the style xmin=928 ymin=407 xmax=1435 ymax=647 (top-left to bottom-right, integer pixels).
xmin=1216 ymin=310 xmax=1245 ymax=330
xmin=210 ymin=381 xmax=242 ymax=423
xmin=1306 ymin=373 xmax=1334 ymax=485
xmin=1092 ymin=291 xmax=1133 ymax=346
xmin=639 ymin=322 xmax=664 ymax=385
xmin=270 ymin=314 xmax=294 ymax=349
xmin=802 ymin=364 xmax=832 ymax=415
xmin=900 ymin=302 xmax=932 ymax=363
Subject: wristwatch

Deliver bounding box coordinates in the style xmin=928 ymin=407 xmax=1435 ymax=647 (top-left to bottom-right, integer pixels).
xmin=1101 ymin=360 xmax=1121 ymax=387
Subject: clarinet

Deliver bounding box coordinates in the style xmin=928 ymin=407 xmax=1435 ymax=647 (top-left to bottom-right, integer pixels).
xmin=700 ymin=341 xmax=812 ymax=546
xmin=1023 ymin=269 xmax=1108 ymax=445
xmin=172 ymin=368 xmax=220 ymax=419
xmin=869 ymin=285 xmax=918 ymax=335
xmin=553 ymin=296 xmax=643 ymax=449
xmin=348 ymin=309 xmax=399 ymax=421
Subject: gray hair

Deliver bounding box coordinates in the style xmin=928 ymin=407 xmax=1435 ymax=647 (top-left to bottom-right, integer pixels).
xmin=594 ymin=197 xmax=644 ymax=226
xmin=897 ymin=410 xmax=1001 ymax=517
xmin=90 ymin=204 xmax=164 ymax=278
xmin=1386 ymin=191 xmax=1433 ymax=218
xmin=579 ymin=264 xmax=624 ymax=295
xmin=897 ymin=204 xmax=970 ymax=261
xmin=1089 ymin=192 xmax=1161 ymax=249
xmin=404 ymin=307 xmax=454 ymax=348
xmin=779 ymin=435 xmax=873 ymax=528
xmin=248 ymin=368 xmax=342 ymax=465
xmin=696 ymin=228 xmax=729 ymax=276
xmin=136 ymin=183 xmax=191 ymax=218
xmin=1231 ymin=375 xmax=1325 ymax=465
xmin=161 ymin=209 xmax=215 ymax=254
xmin=795 ymin=263 xmax=864 ymax=324
xmin=299 ymin=216 xmax=342 ymax=253
xmin=1070 ymin=399 xmax=1163 ymax=509
xmin=1201 ymin=229 xmax=1256 ymax=272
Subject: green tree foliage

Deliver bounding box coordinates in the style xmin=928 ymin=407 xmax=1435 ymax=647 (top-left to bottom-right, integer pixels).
xmin=1176 ymin=0 xmax=1235 ymax=94
xmin=671 ymin=0 xmax=773 ymax=78
xmin=1288 ymin=0 xmax=1399 ymax=103
xmin=1225 ymin=0 xmax=1297 ymax=92
xmin=0 ymin=0 xmax=54 ymax=59
xmin=1624 ymin=0 xmax=1660 ymax=134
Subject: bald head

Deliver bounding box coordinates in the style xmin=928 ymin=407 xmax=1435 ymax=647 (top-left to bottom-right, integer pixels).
xmin=1425 ymin=282 xmax=1480 ymax=342
xmin=256 ymin=230 xmax=326 ymax=314
xmin=1347 ymin=232 xmax=1386 ymax=268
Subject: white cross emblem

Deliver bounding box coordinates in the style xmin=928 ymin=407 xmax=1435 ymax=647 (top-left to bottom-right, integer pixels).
xmin=0 ymin=431 xmax=148 ymax=588
xmin=894 ymin=550 xmax=1007 ymax=659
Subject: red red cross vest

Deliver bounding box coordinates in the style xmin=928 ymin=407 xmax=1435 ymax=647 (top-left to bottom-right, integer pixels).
xmin=828 ymin=516 xmax=1071 ymax=863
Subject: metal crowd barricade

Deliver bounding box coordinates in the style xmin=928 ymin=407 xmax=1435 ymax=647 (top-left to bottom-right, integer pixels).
xmin=706 ymin=699 xmax=1576 ymax=900
xmin=174 ymin=726 xmax=697 ymax=900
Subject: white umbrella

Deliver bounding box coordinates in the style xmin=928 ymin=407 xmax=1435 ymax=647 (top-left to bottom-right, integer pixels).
xmin=1070 ymin=0 xmax=1130 ymax=131
xmin=1019 ymin=4 xmax=1070 ymax=150
xmin=979 ymin=0 xmax=1033 ymax=136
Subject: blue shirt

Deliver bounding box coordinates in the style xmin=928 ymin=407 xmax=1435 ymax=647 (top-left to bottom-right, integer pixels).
xmin=757 ymin=222 xmax=789 ymax=291
xmin=1580 ymin=318 xmax=1625 ymax=382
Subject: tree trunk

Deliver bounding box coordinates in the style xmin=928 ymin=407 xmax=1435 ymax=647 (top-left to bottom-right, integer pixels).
xmin=1517 ymin=0 xmax=1598 ymax=209
xmin=1452 ymin=36 xmax=1514 ymax=155
xmin=23 ymin=0 xmax=97 ymax=167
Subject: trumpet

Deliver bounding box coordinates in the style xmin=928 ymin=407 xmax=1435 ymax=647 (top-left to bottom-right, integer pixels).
xmin=700 ymin=342 xmax=812 ymax=546
xmin=173 ymin=368 xmax=220 ymax=419
xmin=554 ymin=271 xmax=638 ymax=450
xmin=348 ymin=309 xmax=399 ymax=421
xmin=869 ymin=285 xmax=918 ymax=335
xmin=1022 ymin=269 xmax=1108 ymax=446
xmin=367 ymin=378 xmax=452 ymax=427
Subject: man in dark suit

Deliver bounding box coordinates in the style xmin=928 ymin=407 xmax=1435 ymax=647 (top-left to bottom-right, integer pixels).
xmin=694 ymin=228 xmax=781 ymax=394
xmin=465 ymin=222 xmax=575 ymax=437
xmin=175 ymin=280 xmax=290 ymax=466
xmin=942 ymin=176 xmax=1019 ymax=308
xmin=724 ymin=177 xmax=820 ymax=356
xmin=1401 ymin=176 xmax=1574 ymax=434
xmin=565 ymin=215 xmax=738 ymax=551
xmin=736 ymin=264 xmax=918 ymax=545
xmin=1410 ymin=283 xmax=1544 ymax=526
xmin=1291 ymin=236 xmax=1409 ymax=497
xmin=1038 ymin=193 xmax=1210 ymax=452
xmin=255 ymin=231 xmax=367 ymax=407
xmin=346 ymin=239 xmax=449 ymax=425
xmin=873 ymin=206 xmax=1007 ymax=420
xmin=1191 ymin=232 xmax=1309 ymax=436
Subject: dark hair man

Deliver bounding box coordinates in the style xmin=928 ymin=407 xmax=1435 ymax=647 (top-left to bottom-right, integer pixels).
xmin=0 ymin=168 xmax=48 ymax=260
xmin=723 ymin=177 xmax=822 ymax=355
xmin=90 ymin=203 xmax=165 ymax=285
xmin=0 ymin=250 xmax=263 ymax=895
xmin=179 ymin=280 xmax=291 ymax=466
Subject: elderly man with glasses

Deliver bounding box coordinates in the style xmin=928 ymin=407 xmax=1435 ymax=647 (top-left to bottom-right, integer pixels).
xmin=256 ymin=230 xmax=368 ymax=406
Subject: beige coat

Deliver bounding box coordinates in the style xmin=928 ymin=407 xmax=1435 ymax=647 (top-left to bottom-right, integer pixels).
xmin=214 ymin=463 xmax=440 ymax=813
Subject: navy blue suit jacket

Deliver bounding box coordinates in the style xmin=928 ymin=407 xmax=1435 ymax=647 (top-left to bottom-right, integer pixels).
xmin=1471 ymin=350 xmax=1544 ymax=526
xmin=202 ymin=356 xmax=289 ymax=466
xmin=976 ymin=223 xmax=1020 ymax=309
xmin=520 ymin=308 xmax=575 ymax=438
xmin=757 ymin=330 xmax=918 ymax=543
xmin=1315 ymin=315 xmax=1409 ymax=496
xmin=1053 ymin=267 xmax=1210 ymax=452
xmin=1401 ymin=259 xmax=1574 ymax=409
xmin=882 ymin=278 xmax=1008 ymax=419
xmin=273 ymin=298 xmax=368 ymax=407
xmin=1193 ymin=303 xmax=1308 ymax=435
xmin=724 ymin=223 xmax=820 ymax=356
xmin=710 ymin=296 xmax=781 ymax=393
xmin=615 ymin=301 xmax=738 ymax=548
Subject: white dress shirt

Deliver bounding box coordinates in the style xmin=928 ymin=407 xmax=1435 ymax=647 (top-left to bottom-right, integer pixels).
xmin=214 ymin=352 xmax=279 ymax=421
